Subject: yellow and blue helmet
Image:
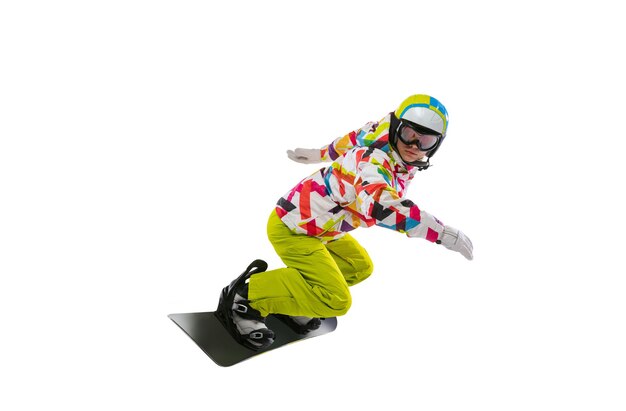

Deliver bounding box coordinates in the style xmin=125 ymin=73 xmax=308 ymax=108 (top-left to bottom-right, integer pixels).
xmin=390 ymin=94 xmax=449 ymax=169
xmin=394 ymin=94 xmax=449 ymax=136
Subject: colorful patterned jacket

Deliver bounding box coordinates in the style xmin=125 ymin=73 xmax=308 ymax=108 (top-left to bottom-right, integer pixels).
xmin=275 ymin=113 xmax=444 ymax=243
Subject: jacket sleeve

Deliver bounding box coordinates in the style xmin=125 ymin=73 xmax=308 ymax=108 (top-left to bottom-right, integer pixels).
xmin=353 ymin=149 xmax=444 ymax=242
xmin=320 ymin=121 xmax=377 ymax=162
xmin=320 ymin=114 xmax=392 ymax=162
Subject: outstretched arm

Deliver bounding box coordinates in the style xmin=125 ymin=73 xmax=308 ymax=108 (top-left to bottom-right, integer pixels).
xmin=287 ymin=121 xmax=380 ymax=164
xmin=353 ymin=150 xmax=473 ymax=260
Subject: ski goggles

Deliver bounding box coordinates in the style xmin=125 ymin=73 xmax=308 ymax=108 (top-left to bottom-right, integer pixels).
xmin=396 ymin=122 xmax=441 ymax=152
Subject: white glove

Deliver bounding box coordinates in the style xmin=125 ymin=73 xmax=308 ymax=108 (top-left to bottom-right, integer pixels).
xmin=286 ymin=148 xmax=322 ymax=164
xmin=437 ymin=225 xmax=473 ymax=260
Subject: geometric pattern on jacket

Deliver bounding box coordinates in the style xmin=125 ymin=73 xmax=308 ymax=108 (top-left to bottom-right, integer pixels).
xmin=276 ymin=113 xmax=444 ymax=243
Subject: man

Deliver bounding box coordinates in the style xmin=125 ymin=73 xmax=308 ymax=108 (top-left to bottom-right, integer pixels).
xmin=217 ymin=94 xmax=473 ymax=350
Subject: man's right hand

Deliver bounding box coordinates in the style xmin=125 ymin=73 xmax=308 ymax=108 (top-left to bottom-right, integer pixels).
xmin=286 ymin=148 xmax=322 ymax=164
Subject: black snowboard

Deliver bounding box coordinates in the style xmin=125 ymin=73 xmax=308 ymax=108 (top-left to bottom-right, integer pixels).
xmin=169 ymin=311 xmax=337 ymax=367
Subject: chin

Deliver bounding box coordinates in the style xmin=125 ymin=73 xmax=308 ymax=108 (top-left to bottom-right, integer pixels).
xmin=405 ymin=154 xmax=421 ymax=162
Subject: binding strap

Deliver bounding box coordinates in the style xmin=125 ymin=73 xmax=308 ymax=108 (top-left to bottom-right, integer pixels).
xmin=232 ymin=300 xmax=265 ymax=321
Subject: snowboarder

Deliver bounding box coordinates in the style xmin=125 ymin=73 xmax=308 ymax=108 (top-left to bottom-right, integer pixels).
xmin=216 ymin=94 xmax=473 ymax=350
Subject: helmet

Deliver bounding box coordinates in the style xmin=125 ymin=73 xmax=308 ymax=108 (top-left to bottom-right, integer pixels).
xmin=390 ymin=94 xmax=449 ymax=169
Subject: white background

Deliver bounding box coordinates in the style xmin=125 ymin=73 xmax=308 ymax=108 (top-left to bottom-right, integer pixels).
xmin=1 ymin=1 xmax=625 ymax=410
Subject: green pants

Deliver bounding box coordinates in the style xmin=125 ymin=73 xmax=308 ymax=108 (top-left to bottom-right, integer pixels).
xmin=248 ymin=210 xmax=374 ymax=318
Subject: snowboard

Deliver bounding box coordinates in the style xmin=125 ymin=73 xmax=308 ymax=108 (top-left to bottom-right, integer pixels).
xmin=169 ymin=311 xmax=337 ymax=367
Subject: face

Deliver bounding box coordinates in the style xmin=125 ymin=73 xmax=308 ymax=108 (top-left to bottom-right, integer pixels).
xmin=396 ymin=127 xmax=428 ymax=163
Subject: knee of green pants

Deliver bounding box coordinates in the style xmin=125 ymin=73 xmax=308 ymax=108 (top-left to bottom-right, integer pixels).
xmin=346 ymin=259 xmax=374 ymax=286
xmin=312 ymin=283 xmax=352 ymax=316
xmin=249 ymin=271 xmax=353 ymax=318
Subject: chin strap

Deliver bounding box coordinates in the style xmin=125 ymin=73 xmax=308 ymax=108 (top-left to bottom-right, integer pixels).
xmin=412 ymin=158 xmax=431 ymax=171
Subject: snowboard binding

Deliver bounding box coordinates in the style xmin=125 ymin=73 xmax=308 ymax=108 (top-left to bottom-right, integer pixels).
xmin=216 ymin=259 xmax=275 ymax=351
xmin=273 ymin=315 xmax=322 ymax=335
